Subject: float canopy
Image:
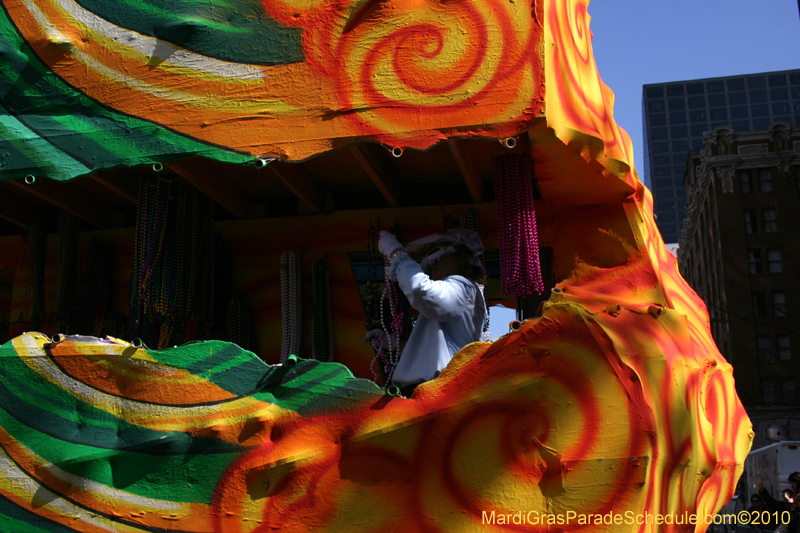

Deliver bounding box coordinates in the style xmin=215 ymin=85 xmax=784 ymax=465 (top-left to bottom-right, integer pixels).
xmin=0 ymin=0 xmax=637 ymax=205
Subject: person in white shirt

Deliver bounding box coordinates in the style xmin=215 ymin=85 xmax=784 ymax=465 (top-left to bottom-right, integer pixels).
xmin=378 ymin=228 xmax=488 ymax=394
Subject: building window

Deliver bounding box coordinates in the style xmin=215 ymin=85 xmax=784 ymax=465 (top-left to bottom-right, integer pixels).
xmin=727 ymin=78 xmax=745 ymax=91
xmin=762 ymin=379 xmax=776 ymax=403
xmin=646 ymin=86 xmax=664 ymax=98
xmin=769 ymin=74 xmax=788 ymax=87
xmin=708 ymin=93 xmax=727 ymax=107
xmin=763 ymin=209 xmax=778 ymax=233
xmin=706 ymin=80 xmax=724 ymax=93
xmin=750 ymin=90 xmax=768 ymax=103
xmin=653 ymin=155 xmax=670 ymax=165
xmin=753 ymin=293 xmax=768 ymax=317
xmin=687 ymin=82 xmax=704 ymax=95
xmin=748 ymin=76 xmax=766 ymax=89
xmin=732 ymin=120 xmax=751 ymax=131
xmin=710 ymin=108 xmax=728 ymax=120
xmin=729 ymin=92 xmax=747 ymax=105
xmin=667 ymin=85 xmax=684 ymax=97
xmin=731 ymin=106 xmax=749 ymax=119
xmin=778 ymin=336 xmax=792 ymax=360
xmin=744 ymin=210 xmax=757 ymax=234
xmin=740 ymin=170 xmax=752 ymax=193
xmin=691 ymin=124 xmax=708 ymax=136
xmin=668 ymin=98 xmax=685 ymax=111
xmin=651 ymin=128 xmax=668 ymax=140
xmin=748 ymin=250 xmax=762 ymax=274
xmin=688 ymin=96 xmax=705 ymax=109
xmin=768 ymin=249 xmax=782 ymax=273
xmin=670 ymin=126 xmax=688 ymax=139
xmin=648 ymin=100 xmax=665 ymax=112
xmin=773 ymin=292 xmax=787 ymax=317
xmin=759 ymin=169 xmax=773 ymax=192
xmin=669 ymin=112 xmax=687 ymax=124
xmin=672 ymin=140 xmax=689 ymax=152
xmin=771 ymin=87 xmax=789 ymax=100
xmin=653 ymin=142 xmax=669 ymax=153
xmin=773 ymin=102 xmax=791 ymax=115
xmin=650 ymin=114 xmax=666 ymax=126
xmin=783 ymin=380 xmax=796 ymax=404
xmin=753 ymin=118 xmax=771 ymax=130
xmin=689 ymin=110 xmax=708 ymax=122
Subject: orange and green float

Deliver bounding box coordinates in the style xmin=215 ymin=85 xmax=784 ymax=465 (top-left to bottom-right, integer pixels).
xmin=0 ymin=0 xmax=752 ymax=530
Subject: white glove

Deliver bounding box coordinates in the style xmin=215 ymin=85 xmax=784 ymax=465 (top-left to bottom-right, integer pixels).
xmin=378 ymin=231 xmax=404 ymax=258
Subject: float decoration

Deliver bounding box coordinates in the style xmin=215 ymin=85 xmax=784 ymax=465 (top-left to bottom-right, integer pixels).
xmin=0 ymin=0 xmax=753 ymax=530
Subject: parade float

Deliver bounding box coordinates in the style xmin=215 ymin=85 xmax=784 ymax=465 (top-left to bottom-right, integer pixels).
xmin=0 ymin=0 xmax=753 ymax=530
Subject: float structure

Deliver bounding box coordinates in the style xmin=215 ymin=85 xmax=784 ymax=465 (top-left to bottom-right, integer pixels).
xmin=0 ymin=0 xmax=753 ymax=531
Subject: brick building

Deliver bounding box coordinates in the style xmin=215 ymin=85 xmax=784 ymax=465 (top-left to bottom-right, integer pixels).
xmin=679 ymin=122 xmax=800 ymax=447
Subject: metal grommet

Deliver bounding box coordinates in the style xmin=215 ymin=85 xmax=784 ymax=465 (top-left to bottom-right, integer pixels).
xmin=509 ymin=320 xmax=523 ymax=332
xmin=152 ymin=162 xmax=164 ymax=172
xmin=284 ymin=354 xmax=298 ymax=367
xmin=131 ymin=338 xmax=143 ymax=348
xmin=386 ymin=384 xmax=401 ymax=397
xmin=53 ymin=333 xmax=66 ymax=343
xmin=501 ymin=137 xmax=517 ymax=149
xmin=390 ymin=146 xmax=403 ymax=158
xmin=24 ymin=175 xmax=35 ymax=184
xmin=254 ymin=158 xmax=273 ymax=169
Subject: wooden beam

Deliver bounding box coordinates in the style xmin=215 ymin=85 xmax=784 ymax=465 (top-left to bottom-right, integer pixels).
xmin=448 ymin=139 xmax=483 ymax=203
xmin=171 ymin=158 xmax=250 ymax=219
xmin=7 ymin=178 xmax=110 ymax=228
xmin=349 ymin=144 xmax=403 ymax=207
xmin=0 ymin=185 xmax=35 ymax=229
xmin=268 ymin=162 xmax=323 ymax=214
xmin=87 ymin=173 xmax=137 ymax=205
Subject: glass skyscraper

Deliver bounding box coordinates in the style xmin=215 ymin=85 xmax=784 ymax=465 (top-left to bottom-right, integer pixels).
xmin=642 ymin=69 xmax=800 ymax=243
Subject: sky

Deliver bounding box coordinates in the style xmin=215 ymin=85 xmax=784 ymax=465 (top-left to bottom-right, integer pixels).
xmin=586 ymin=0 xmax=800 ymax=177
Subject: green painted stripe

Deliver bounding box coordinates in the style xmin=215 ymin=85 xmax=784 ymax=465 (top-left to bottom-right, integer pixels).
xmin=0 ymin=399 xmax=238 ymax=504
xmin=0 ymin=354 xmax=243 ymax=455
xmin=73 ymin=0 xmax=303 ymax=65
xmin=0 ymin=8 xmax=251 ymax=182
xmin=0 ymin=109 xmax=89 ymax=179
xmin=0 ymin=495 xmax=78 ymax=533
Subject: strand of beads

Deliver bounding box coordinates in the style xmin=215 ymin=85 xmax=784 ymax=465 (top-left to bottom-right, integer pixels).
xmin=312 ymin=257 xmax=334 ymax=362
xmin=55 ymin=211 xmax=79 ymax=334
xmin=86 ymin=239 xmax=111 ymax=337
xmin=459 ymin=208 xmax=490 ymax=337
xmin=493 ymin=154 xmax=544 ymax=297
xmin=28 ymin=212 xmax=47 ymax=330
xmin=226 ymin=299 xmax=254 ymax=351
xmin=280 ymin=250 xmax=302 ymax=362
xmin=380 ymin=256 xmax=404 ymax=381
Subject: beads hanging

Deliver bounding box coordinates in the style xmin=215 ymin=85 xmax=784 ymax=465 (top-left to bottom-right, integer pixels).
xmin=28 ymin=212 xmax=47 ymax=331
xmin=129 ymin=176 xmax=217 ymax=348
xmin=364 ymin=223 xmax=406 ymax=383
xmin=492 ymin=153 xmax=544 ymax=298
xmin=86 ymin=239 xmax=112 ymax=337
xmin=311 ymin=257 xmax=334 ymax=362
xmin=459 ymin=207 xmax=490 ymax=339
xmin=226 ymin=298 xmax=255 ymax=352
xmin=55 ymin=211 xmax=79 ymax=334
xmin=280 ymin=250 xmax=302 ymax=362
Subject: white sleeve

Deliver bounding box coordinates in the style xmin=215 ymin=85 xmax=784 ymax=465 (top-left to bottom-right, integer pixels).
xmin=392 ymin=254 xmax=475 ymax=322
